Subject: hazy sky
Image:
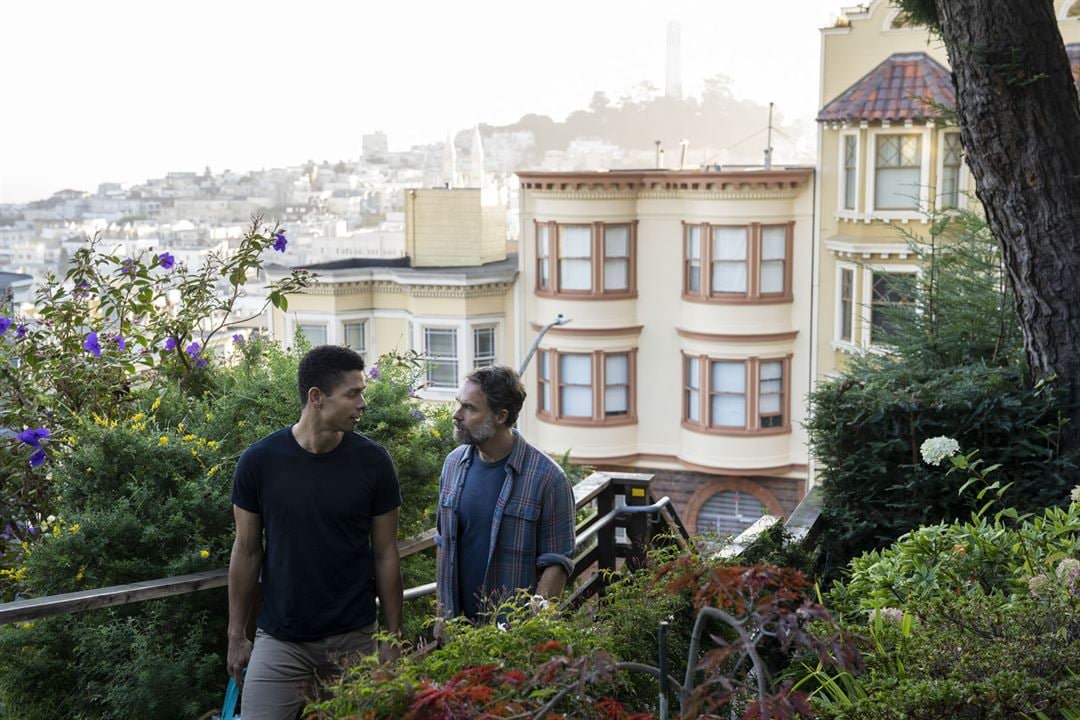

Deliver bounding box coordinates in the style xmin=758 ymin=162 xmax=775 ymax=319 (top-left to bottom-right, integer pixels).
xmin=1 ymin=0 xmax=848 ymax=204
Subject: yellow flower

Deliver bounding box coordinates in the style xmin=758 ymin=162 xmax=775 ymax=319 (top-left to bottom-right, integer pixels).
xmin=177 ymin=422 xmax=185 ymax=432
xmin=205 ymin=412 xmax=214 ymax=421
xmin=69 ymin=523 xmax=80 ymax=534
xmin=75 ymin=566 xmax=85 ymax=582
xmin=191 ymin=448 xmax=199 ymax=457
xmin=207 ymin=465 xmax=220 ymax=477
xmin=197 ymin=438 xmax=207 ymax=446
xmin=158 ymin=436 xmax=169 ymax=446
xmin=206 ymin=440 xmax=218 ymax=450
xmin=85 ymin=467 xmax=92 ymax=473
xmin=51 ymin=525 xmax=61 ymax=538
xmin=238 ymin=420 xmax=246 ymax=428
xmin=431 ymin=429 xmax=441 ymax=439
xmin=131 ymin=412 xmax=145 ymax=424
xmin=199 ymin=549 xmax=210 ymax=559
xmin=182 ymin=434 xmax=196 ymax=442
xmin=20 ymin=622 xmax=33 ymax=630
xmin=151 ymin=397 xmax=162 ymax=412
xmin=65 ymin=435 xmax=77 ymax=445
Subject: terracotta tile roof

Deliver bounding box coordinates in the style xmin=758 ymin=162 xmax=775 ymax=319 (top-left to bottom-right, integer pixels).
xmin=818 ymin=52 xmax=955 ymax=123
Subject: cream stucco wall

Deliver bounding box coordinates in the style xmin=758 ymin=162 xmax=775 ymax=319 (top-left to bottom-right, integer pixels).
xmin=405 ymin=188 xmax=506 ymax=268
xmin=516 ymin=171 xmax=814 ymax=488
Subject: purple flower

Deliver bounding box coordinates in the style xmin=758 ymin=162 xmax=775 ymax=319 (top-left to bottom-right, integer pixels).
xmin=0 ymin=317 xmax=11 ymax=336
xmin=83 ymin=332 xmax=102 ymax=357
xmin=164 ymin=337 xmax=177 ymax=351
xmin=232 ymin=333 xmax=246 ymax=346
xmin=113 ymin=335 xmax=126 ymax=351
xmin=195 ymin=357 xmax=209 ymax=369
xmin=410 ymin=408 xmax=426 ymax=422
xmin=73 ymin=280 xmax=91 ymax=297
xmin=121 ymin=258 xmax=135 ymax=274
xmin=15 ymin=324 xmax=26 ymax=339
xmin=368 ymin=365 xmax=380 ymax=380
xmin=28 ymin=448 xmax=46 ymax=467
xmin=17 ymin=427 xmax=50 ymax=447
xmin=158 ymin=252 xmax=175 ymax=269
xmin=185 ymin=341 xmax=201 ymax=357
xmin=272 ymin=232 xmax=288 ymax=252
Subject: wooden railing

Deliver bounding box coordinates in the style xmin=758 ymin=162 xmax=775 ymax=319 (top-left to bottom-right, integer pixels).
xmin=0 ymin=471 xmax=695 ymax=626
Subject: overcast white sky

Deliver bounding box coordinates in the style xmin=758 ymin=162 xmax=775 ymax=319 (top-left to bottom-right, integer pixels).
xmin=0 ymin=0 xmax=847 ymax=204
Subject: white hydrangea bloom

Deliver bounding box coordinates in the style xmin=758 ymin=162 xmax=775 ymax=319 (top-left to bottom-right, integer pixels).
xmin=920 ymin=436 xmax=960 ymax=466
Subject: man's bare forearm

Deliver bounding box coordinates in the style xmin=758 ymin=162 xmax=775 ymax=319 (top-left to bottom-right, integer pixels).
xmin=375 ymin=555 xmax=403 ymax=635
xmin=227 ymin=542 xmax=262 ymax=640
xmin=535 ymin=565 xmax=568 ymax=600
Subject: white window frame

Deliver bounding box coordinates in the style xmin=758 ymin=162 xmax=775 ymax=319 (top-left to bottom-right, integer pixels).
xmin=860 ymin=264 xmax=921 ymax=347
xmin=836 ymin=130 xmax=861 ymax=219
xmin=409 ymin=315 xmax=504 ymax=398
xmin=867 ymin=127 xmax=932 ymax=220
xmin=935 ymin=128 xmax=968 ymax=211
xmin=338 ymin=312 xmax=373 ymax=361
xmin=833 ymin=261 xmax=858 ymax=349
xmin=422 ymin=326 xmax=460 ymax=391
xmin=471 ymin=324 xmax=497 ymax=368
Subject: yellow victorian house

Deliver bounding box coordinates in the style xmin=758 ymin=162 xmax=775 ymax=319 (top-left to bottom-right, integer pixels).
xmin=266 ymin=187 xmax=516 ymax=400
xmin=516 ymin=168 xmax=815 ymax=537
xmin=814 ymin=0 xmax=1080 ymax=377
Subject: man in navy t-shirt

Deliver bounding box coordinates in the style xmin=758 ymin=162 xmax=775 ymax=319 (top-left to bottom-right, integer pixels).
xmin=226 ymin=345 xmax=402 ymax=719
xmin=435 ymin=365 xmax=576 ymax=625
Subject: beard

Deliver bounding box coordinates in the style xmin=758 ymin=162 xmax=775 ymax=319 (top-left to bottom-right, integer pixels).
xmin=453 ymin=412 xmax=497 ymax=445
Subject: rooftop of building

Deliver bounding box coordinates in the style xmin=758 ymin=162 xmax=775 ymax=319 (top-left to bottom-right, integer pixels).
xmin=818 ymin=52 xmax=955 ymax=123
xmin=269 ymin=253 xmax=519 ymax=283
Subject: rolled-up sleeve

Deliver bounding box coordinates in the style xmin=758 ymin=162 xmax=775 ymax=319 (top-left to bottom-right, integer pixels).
xmin=536 ymin=471 xmax=576 ymax=576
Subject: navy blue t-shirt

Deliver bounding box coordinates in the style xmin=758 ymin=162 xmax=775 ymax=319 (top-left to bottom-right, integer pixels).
xmin=231 ymin=427 xmax=400 ymax=641
xmin=456 ymin=454 xmax=509 ymax=620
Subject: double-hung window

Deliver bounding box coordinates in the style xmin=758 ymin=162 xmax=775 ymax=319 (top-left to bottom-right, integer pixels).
xmin=536 ymin=349 xmax=636 ymax=424
xmin=939 ymin=132 xmax=963 ymax=209
xmin=683 ymin=354 xmax=790 ymax=433
xmin=473 ymin=326 xmax=496 ymax=367
xmin=869 ymin=271 xmax=916 ymax=345
xmin=297 ymin=323 xmax=327 ymax=347
xmin=343 ymin=320 xmax=366 ymax=360
xmin=874 ymin=134 xmax=921 ymax=210
xmin=843 ymin=135 xmax=858 ymax=210
xmin=683 ymin=222 xmax=793 ymax=301
xmin=423 ymin=328 xmax=458 ymax=389
xmin=535 ymin=221 xmax=637 ymax=297
xmin=838 ymin=267 xmax=855 ymax=343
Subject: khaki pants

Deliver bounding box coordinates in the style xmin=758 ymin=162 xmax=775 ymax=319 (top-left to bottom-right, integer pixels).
xmin=240 ymin=623 xmax=377 ymax=720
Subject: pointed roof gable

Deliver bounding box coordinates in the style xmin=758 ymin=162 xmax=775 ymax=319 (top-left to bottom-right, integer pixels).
xmin=818 ymin=52 xmax=955 ymax=123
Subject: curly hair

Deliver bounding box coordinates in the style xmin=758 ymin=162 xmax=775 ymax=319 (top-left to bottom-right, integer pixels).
xmin=297 ymin=345 xmax=365 ymax=406
xmin=466 ymin=364 xmax=526 ymax=427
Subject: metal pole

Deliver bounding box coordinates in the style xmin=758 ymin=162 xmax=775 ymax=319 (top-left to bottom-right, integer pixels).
xmin=658 ymin=620 xmax=670 ymax=720
xmin=518 ymin=313 xmax=571 ymax=377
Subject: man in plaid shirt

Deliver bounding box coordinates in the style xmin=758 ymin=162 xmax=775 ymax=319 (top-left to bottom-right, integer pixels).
xmin=435 ymin=365 xmax=576 ymax=623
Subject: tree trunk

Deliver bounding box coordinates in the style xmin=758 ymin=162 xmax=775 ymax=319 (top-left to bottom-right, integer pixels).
xmin=934 ymin=0 xmax=1080 ymax=465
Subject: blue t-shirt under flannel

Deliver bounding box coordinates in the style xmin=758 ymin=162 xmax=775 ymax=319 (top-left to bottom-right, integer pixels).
xmin=456 ymin=454 xmax=509 ymax=620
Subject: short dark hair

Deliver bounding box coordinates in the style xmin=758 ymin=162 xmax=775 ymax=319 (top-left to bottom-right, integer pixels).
xmin=297 ymin=345 xmax=366 ymax=406
xmin=466 ymin=364 xmax=526 ymax=427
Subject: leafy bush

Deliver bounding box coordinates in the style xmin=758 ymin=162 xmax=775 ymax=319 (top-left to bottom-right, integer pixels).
xmin=0 ymin=342 xmax=455 ymax=719
xmin=793 ymin=491 xmax=1080 ymax=719
xmin=807 ymin=211 xmax=1077 ymax=580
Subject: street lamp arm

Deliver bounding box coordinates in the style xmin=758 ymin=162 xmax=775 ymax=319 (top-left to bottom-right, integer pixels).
xmin=518 ymin=314 xmax=571 ymax=376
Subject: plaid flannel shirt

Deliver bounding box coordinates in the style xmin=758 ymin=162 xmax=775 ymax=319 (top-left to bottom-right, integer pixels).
xmin=434 ymin=430 xmax=576 ymax=618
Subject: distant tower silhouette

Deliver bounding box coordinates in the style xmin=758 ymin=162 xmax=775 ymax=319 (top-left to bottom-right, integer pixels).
xmin=442 ymin=132 xmax=459 ymax=188
xmin=469 ymin=126 xmax=485 ymax=187
xmin=666 ymin=21 xmax=683 ymax=100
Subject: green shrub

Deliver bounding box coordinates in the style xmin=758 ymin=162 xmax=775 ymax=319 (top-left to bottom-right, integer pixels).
xmin=807 ymin=210 xmax=1077 ymax=581
xmin=0 ymin=344 xmax=455 ymax=719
